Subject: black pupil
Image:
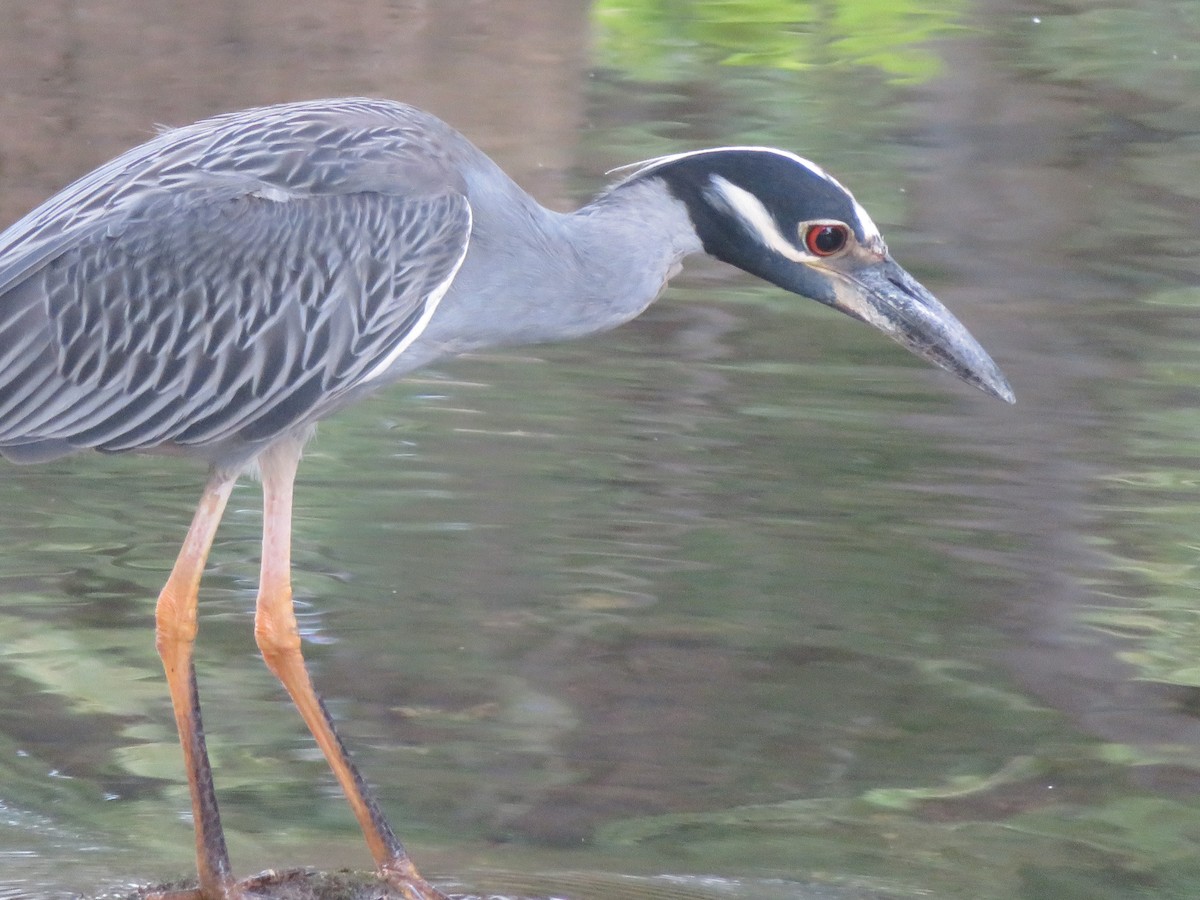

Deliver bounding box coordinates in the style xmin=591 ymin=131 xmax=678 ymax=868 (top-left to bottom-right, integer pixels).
xmin=811 ymin=225 xmax=845 ymax=254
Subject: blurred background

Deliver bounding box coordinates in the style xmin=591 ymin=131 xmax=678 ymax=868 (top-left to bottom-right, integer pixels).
xmin=0 ymin=1 xmax=1198 ymax=898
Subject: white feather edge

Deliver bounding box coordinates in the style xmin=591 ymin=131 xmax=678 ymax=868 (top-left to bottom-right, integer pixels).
xmin=360 ymin=202 xmax=474 ymax=384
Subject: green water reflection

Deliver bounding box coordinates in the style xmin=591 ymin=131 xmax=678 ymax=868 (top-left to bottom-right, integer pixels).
xmin=593 ymin=0 xmax=965 ymax=84
xmin=3 ymin=1 xmax=1200 ymax=899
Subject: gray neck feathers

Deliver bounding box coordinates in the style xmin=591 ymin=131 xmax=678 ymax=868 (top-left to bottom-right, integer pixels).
xmin=407 ymin=173 xmax=701 ymax=367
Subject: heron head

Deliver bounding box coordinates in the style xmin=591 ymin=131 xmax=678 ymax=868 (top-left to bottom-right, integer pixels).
xmin=620 ymin=147 xmax=1014 ymax=404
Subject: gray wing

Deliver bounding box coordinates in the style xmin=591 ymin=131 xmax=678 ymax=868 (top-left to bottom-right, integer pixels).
xmin=0 ymin=100 xmax=473 ymax=462
xmin=0 ymin=99 xmax=466 ymax=297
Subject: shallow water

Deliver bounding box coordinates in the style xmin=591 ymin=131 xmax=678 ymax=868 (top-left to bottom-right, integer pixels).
xmin=1 ymin=1 xmax=1199 ymax=898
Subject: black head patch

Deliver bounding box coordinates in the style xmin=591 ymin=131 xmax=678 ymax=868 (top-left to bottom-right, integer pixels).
xmin=623 ymin=148 xmax=873 ymax=262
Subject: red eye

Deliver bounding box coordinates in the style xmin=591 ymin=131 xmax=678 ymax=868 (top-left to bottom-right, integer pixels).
xmin=804 ymin=223 xmax=849 ymax=256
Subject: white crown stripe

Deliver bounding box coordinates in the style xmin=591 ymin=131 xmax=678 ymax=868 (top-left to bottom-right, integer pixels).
xmin=607 ymin=145 xmax=831 ymax=182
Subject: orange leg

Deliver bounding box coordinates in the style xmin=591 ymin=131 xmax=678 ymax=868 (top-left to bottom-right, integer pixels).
xmin=252 ymin=440 xmax=447 ymax=900
xmin=154 ymin=469 xmax=241 ymax=900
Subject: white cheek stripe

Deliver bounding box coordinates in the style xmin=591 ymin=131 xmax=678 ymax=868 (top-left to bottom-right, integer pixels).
xmin=361 ymin=202 xmax=473 ymax=384
xmin=707 ymin=175 xmax=810 ymax=262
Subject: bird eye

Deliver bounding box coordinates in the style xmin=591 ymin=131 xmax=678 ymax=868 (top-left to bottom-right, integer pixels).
xmin=803 ymin=223 xmax=849 ymax=257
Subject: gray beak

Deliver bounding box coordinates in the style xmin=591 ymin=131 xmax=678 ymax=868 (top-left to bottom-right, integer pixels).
xmin=822 ymin=256 xmax=1014 ymax=404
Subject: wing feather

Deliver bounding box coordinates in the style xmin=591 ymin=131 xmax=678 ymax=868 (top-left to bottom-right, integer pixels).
xmin=0 ymin=190 xmax=469 ymax=453
xmin=0 ymin=99 xmax=475 ymax=462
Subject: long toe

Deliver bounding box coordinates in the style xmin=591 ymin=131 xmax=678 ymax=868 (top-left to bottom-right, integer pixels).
xmin=381 ymin=857 xmax=451 ymax=900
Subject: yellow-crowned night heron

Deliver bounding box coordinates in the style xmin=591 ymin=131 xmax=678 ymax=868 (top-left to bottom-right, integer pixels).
xmin=0 ymin=98 xmax=1013 ymax=900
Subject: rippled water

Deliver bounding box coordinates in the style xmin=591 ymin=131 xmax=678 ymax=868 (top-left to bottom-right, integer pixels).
xmin=1 ymin=2 xmax=1199 ymax=898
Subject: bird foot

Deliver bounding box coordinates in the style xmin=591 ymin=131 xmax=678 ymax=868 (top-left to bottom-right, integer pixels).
xmin=380 ymin=856 xmax=451 ymax=900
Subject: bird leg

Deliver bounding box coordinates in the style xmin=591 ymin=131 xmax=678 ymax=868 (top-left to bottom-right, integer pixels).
xmin=252 ymin=440 xmax=448 ymax=900
xmin=154 ymin=469 xmax=240 ymax=900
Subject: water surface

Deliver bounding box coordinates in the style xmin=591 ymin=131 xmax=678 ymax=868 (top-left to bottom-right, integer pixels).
xmin=1 ymin=2 xmax=1199 ymax=898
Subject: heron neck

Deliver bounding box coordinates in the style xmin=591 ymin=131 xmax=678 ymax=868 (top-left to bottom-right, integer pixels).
xmin=408 ymin=173 xmax=701 ymax=366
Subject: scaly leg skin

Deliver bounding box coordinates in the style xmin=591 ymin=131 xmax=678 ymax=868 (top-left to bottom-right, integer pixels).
xmin=152 ymin=470 xmax=242 ymax=900
xmin=253 ymin=441 xmax=450 ymax=900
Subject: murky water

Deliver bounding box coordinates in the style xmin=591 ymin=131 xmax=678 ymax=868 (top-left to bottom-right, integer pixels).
xmin=1 ymin=1 xmax=1199 ymax=898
